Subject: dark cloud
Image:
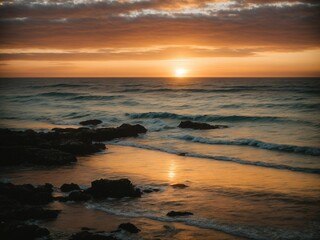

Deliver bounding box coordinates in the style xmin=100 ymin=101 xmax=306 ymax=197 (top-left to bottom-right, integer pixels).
xmin=0 ymin=0 xmax=319 ymax=59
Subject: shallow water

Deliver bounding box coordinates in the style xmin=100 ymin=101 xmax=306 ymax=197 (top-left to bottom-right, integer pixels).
xmin=1 ymin=78 xmax=320 ymax=173
xmin=1 ymin=145 xmax=319 ymax=239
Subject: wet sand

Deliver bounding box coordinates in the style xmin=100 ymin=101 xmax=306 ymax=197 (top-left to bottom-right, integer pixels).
xmin=1 ymin=145 xmax=319 ymax=239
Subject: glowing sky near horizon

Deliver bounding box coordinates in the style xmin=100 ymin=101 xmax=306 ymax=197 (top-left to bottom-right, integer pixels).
xmin=0 ymin=0 xmax=319 ymax=77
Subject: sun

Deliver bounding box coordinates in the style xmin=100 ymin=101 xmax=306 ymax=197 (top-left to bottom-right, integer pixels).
xmin=175 ymin=68 xmax=187 ymax=78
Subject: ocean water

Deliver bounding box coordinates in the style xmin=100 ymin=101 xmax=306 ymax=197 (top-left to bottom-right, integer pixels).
xmin=0 ymin=77 xmax=320 ymax=239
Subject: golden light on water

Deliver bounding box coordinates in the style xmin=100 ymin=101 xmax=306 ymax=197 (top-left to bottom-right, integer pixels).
xmin=168 ymin=160 xmax=176 ymax=181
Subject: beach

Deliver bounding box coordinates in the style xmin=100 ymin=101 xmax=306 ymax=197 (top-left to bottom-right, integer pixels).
xmin=0 ymin=78 xmax=320 ymax=239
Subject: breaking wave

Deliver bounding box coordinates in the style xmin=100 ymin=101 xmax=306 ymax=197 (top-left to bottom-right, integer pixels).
xmin=174 ymin=135 xmax=320 ymax=156
xmin=108 ymin=142 xmax=320 ymax=174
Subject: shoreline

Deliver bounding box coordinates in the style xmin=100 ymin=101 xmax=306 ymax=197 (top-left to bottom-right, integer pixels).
xmin=2 ymin=145 xmax=320 ymax=239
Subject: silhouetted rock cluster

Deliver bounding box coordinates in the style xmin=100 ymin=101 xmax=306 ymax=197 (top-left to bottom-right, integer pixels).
xmin=0 ymin=222 xmax=50 ymax=240
xmin=171 ymin=183 xmax=189 ymax=189
xmin=70 ymin=231 xmax=117 ymax=240
xmin=79 ymin=119 xmax=103 ymax=126
xmin=70 ymin=222 xmax=141 ymax=240
xmin=117 ymin=223 xmax=141 ymax=233
xmin=60 ymin=183 xmax=81 ymax=192
xmin=178 ymin=120 xmax=228 ymax=130
xmin=0 ymin=182 xmax=60 ymax=240
xmin=86 ymin=178 xmax=142 ymax=198
xmin=0 ymin=123 xmax=147 ymax=166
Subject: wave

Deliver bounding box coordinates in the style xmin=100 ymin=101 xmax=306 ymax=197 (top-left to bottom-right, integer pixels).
xmin=116 ymin=86 xmax=320 ymax=94
xmin=125 ymin=112 xmax=317 ymax=126
xmin=62 ymin=112 xmax=91 ymax=119
xmin=31 ymin=83 xmax=89 ymax=88
xmin=219 ymin=103 xmax=320 ymax=111
xmin=37 ymin=92 xmax=79 ymax=97
xmin=86 ymin=203 xmax=318 ymax=240
xmin=108 ymin=142 xmax=320 ymax=174
xmin=174 ymin=135 xmax=320 ymax=156
xmin=69 ymin=95 xmax=124 ymax=101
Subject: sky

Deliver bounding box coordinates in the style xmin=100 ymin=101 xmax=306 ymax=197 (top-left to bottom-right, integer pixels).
xmin=0 ymin=0 xmax=319 ymax=77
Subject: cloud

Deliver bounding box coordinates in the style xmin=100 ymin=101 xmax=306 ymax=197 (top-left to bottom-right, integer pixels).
xmin=0 ymin=46 xmax=261 ymax=61
xmin=0 ymin=0 xmax=319 ymax=59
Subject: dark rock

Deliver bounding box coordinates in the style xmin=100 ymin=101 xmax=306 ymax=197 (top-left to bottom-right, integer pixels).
xmin=171 ymin=184 xmax=188 ymax=189
xmin=81 ymin=227 xmax=95 ymax=231
xmin=118 ymin=223 xmax=140 ymax=233
xmin=0 ymin=146 xmax=77 ymax=166
xmin=0 ymin=124 xmax=146 ymax=167
xmin=0 ymin=205 xmax=60 ymax=221
xmin=67 ymin=191 xmax=91 ymax=202
xmin=86 ymin=179 xmax=142 ymax=198
xmin=0 ymin=182 xmax=54 ymax=205
xmin=60 ymin=183 xmax=81 ymax=192
xmin=57 ymin=140 xmax=106 ymax=155
xmin=143 ymin=189 xmax=153 ymax=193
xmin=0 ymin=222 xmax=50 ymax=240
xmin=80 ymin=119 xmax=103 ymax=126
xmin=54 ymin=196 xmax=68 ymax=202
xmin=143 ymin=188 xmax=160 ymax=193
xmin=91 ymin=124 xmax=147 ymax=142
xmin=166 ymin=211 xmax=193 ymax=217
xmin=37 ymin=183 xmax=54 ymax=193
xmin=178 ymin=121 xmax=228 ymax=130
xmin=70 ymin=231 xmax=116 ymax=240
xmin=178 ymin=152 xmax=186 ymax=156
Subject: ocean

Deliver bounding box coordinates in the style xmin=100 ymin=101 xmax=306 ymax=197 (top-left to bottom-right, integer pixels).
xmin=0 ymin=77 xmax=320 ymax=239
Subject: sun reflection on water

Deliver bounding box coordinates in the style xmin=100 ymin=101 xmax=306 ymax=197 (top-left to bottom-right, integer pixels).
xmin=168 ymin=160 xmax=176 ymax=181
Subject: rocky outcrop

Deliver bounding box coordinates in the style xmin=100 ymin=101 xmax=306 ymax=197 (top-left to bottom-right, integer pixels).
xmin=60 ymin=183 xmax=81 ymax=192
xmin=0 ymin=222 xmax=50 ymax=240
xmin=79 ymin=119 xmax=102 ymax=126
xmin=171 ymin=184 xmax=188 ymax=189
xmin=1 ymin=146 xmax=77 ymax=166
xmin=0 ymin=182 xmax=59 ymax=240
xmin=70 ymin=231 xmax=117 ymax=240
xmin=0 ymin=182 xmax=54 ymax=205
xmin=86 ymin=179 xmax=142 ymax=198
xmin=0 ymin=123 xmax=147 ymax=166
xmin=166 ymin=211 xmax=193 ymax=217
xmin=178 ymin=121 xmax=228 ymax=130
xmin=67 ymin=191 xmax=91 ymax=202
xmin=117 ymin=223 xmax=140 ymax=233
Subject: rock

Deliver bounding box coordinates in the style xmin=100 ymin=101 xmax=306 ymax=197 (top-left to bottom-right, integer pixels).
xmin=143 ymin=189 xmax=153 ymax=193
xmin=86 ymin=179 xmax=142 ymax=198
xmin=118 ymin=223 xmax=140 ymax=233
xmin=0 ymin=206 xmax=60 ymax=221
xmin=81 ymin=227 xmax=95 ymax=231
xmin=57 ymin=140 xmax=106 ymax=155
xmin=178 ymin=121 xmax=228 ymax=130
xmin=0 ymin=182 xmax=54 ymax=205
xmin=166 ymin=211 xmax=193 ymax=217
xmin=0 ymin=146 xmax=77 ymax=166
xmin=0 ymin=223 xmax=50 ymax=240
xmin=0 ymin=124 xmax=146 ymax=166
xmin=79 ymin=119 xmax=103 ymax=126
xmin=143 ymin=188 xmax=160 ymax=193
xmin=92 ymin=124 xmax=147 ymax=141
xmin=171 ymin=184 xmax=188 ymax=189
xmin=70 ymin=231 xmax=116 ymax=240
xmin=60 ymin=183 xmax=81 ymax=192
xmin=178 ymin=152 xmax=186 ymax=156
xmin=67 ymin=191 xmax=91 ymax=202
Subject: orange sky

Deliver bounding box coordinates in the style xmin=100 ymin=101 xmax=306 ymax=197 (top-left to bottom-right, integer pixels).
xmin=0 ymin=0 xmax=319 ymax=77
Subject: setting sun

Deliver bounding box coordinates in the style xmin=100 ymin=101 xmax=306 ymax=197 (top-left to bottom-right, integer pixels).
xmin=175 ymin=68 xmax=187 ymax=77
